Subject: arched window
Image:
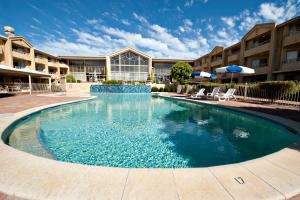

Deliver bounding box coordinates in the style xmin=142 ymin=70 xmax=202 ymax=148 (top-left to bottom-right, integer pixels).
xmin=110 ymin=51 xmax=149 ymax=81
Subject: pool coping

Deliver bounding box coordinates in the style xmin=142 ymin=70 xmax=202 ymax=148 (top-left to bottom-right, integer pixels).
xmin=0 ymin=94 xmax=300 ymax=200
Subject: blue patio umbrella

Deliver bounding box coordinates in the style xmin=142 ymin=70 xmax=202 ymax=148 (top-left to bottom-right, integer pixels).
xmin=191 ymin=71 xmax=217 ymax=79
xmin=216 ymin=65 xmax=255 ymax=83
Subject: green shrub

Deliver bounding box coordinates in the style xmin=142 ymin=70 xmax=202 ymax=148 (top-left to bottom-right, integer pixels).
xmin=151 ymin=87 xmax=159 ymax=92
xmin=165 ymin=83 xmax=178 ymax=92
xmin=159 ymin=88 xmax=164 ymax=92
xmin=171 ymin=62 xmax=193 ymax=84
xmin=163 ymin=87 xmax=170 ymax=92
xmin=258 ymin=81 xmax=298 ymax=102
xmin=66 ymin=74 xmax=76 ymax=83
xmin=102 ymin=80 xmax=123 ymax=85
xmin=76 ymin=80 xmax=81 ymax=83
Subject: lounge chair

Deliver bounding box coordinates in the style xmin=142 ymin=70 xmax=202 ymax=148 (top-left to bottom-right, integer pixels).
xmin=191 ymin=88 xmax=205 ymax=98
xmin=218 ymin=88 xmax=237 ymax=101
xmin=207 ymin=87 xmax=220 ymax=99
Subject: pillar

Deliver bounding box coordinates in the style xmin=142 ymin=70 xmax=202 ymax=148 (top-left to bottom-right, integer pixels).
xmin=49 ymin=77 xmax=52 ymax=93
xmin=28 ymin=74 xmax=32 ymax=95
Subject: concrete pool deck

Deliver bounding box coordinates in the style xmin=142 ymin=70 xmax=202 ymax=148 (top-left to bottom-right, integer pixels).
xmin=0 ymin=93 xmax=300 ymax=199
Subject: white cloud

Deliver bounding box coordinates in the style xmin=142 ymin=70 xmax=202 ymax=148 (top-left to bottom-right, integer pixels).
xmin=221 ymin=17 xmax=236 ymax=28
xmin=179 ymin=19 xmax=194 ymax=33
xmin=258 ymin=0 xmax=300 ymax=23
xmin=133 ymin=12 xmax=148 ymax=24
xmin=176 ymin=6 xmax=183 ymax=13
xmin=258 ymin=3 xmax=285 ymax=22
xmin=184 ymin=0 xmax=194 ymax=7
xmin=184 ymin=19 xmax=193 ymax=27
xmin=86 ymin=19 xmax=103 ymax=25
xmin=32 ymin=17 xmax=41 ymax=24
xmin=207 ymin=24 xmax=213 ymax=31
xmin=121 ymin=19 xmax=130 ymax=26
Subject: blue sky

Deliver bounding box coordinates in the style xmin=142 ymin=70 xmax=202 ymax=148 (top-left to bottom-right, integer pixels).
xmin=0 ymin=0 xmax=299 ymax=59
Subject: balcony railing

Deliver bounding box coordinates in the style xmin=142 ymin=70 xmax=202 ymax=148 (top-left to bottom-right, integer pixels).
xmin=228 ymin=54 xmax=239 ymax=62
xmin=244 ymin=42 xmax=270 ymax=57
xmin=35 ymin=57 xmax=47 ymax=64
xmin=283 ymin=32 xmax=300 ymax=47
xmin=246 ymin=40 xmax=270 ymax=50
xmin=12 ymin=50 xmax=31 ymax=61
xmin=282 ymin=58 xmax=300 ymax=64
xmin=211 ymin=59 xmax=222 ymax=67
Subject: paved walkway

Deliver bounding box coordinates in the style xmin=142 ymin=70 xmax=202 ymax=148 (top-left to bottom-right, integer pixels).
xmin=161 ymin=92 xmax=300 ymax=123
xmin=0 ymin=94 xmax=86 ymax=114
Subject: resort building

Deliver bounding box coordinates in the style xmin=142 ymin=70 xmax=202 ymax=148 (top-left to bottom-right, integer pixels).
xmin=194 ymin=16 xmax=300 ymax=83
xmin=0 ymin=15 xmax=299 ymax=91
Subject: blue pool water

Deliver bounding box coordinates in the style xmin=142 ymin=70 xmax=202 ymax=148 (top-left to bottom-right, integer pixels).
xmin=6 ymin=94 xmax=299 ymax=168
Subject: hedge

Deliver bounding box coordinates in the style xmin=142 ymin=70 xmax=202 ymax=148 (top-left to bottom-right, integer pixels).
xmin=257 ymin=81 xmax=298 ymax=102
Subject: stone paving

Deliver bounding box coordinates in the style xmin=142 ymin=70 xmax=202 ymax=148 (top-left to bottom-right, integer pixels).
xmin=161 ymin=92 xmax=300 ymax=123
xmin=0 ymin=94 xmax=86 ymax=114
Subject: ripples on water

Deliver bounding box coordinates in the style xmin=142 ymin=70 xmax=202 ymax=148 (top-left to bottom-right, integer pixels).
xmin=7 ymin=94 xmax=299 ymax=168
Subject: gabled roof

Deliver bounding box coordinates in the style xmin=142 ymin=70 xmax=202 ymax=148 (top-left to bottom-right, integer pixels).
xmin=242 ymin=23 xmax=275 ymax=40
xmin=34 ymin=48 xmax=58 ymax=58
xmin=10 ymin=36 xmax=33 ymax=48
xmin=58 ymin=55 xmax=106 ymax=60
xmin=107 ymin=47 xmax=152 ymax=59
xmin=225 ymin=42 xmax=241 ymax=50
xmin=152 ymin=58 xmax=194 ymax=63
xmin=277 ymin=15 xmax=300 ymax=28
xmin=209 ymin=46 xmax=224 ymax=56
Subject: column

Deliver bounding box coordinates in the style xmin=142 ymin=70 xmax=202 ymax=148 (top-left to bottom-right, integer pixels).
xmin=49 ymin=77 xmax=52 ymax=93
xmin=28 ymin=74 xmax=32 ymax=95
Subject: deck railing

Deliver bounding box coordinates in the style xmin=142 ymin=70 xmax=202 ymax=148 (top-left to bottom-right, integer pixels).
xmin=0 ymin=82 xmax=66 ymax=94
xmin=194 ymin=82 xmax=300 ymax=107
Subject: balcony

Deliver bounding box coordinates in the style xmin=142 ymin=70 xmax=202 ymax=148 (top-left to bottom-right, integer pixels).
xmin=283 ymin=32 xmax=300 ymax=47
xmin=244 ymin=41 xmax=271 ymax=57
xmin=211 ymin=59 xmax=222 ymax=67
xmin=35 ymin=57 xmax=47 ymax=64
xmin=12 ymin=50 xmax=31 ymax=61
xmin=251 ymin=65 xmax=268 ymax=75
xmin=281 ymin=58 xmax=300 ymax=72
xmin=193 ymin=66 xmax=202 ymax=71
xmin=202 ymin=63 xmax=209 ymax=68
xmin=227 ymin=54 xmax=239 ymax=63
xmin=59 ymin=63 xmax=69 ymax=69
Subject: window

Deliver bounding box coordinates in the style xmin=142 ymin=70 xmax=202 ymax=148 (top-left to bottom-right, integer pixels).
xmin=286 ymin=51 xmax=300 ymax=63
xmin=110 ymin=51 xmax=149 ymax=81
xmin=251 ymin=58 xmax=268 ymax=68
xmin=36 ymin=65 xmax=44 ymax=72
xmin=288 ymin=24 xmax=300 ymax=36
xmin=287 ymin=51 xmax=299 ymax=60
xmin=13 ymin=61 xmax=26 ymax=69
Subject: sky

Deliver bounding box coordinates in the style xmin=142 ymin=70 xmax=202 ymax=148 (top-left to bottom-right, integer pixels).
xmin=0 ymin=0 xmax=299 ymax=59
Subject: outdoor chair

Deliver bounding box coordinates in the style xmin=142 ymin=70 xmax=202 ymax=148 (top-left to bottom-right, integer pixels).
xmin=207 ymin=87 xmax=220 ymax=100
xmin=218 ymin=88 xmax=237 ymax=101
xmin=191 ymin=88 xmax=205 ymax=98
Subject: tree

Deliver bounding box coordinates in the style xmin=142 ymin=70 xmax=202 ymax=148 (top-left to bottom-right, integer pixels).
xmin=171 ymin=62 xmax=193 ymax=84
xmin=66 ymin=74 xmax=76 ymax=83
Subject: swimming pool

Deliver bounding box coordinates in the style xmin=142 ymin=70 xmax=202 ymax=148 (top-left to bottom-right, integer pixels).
xmin=4 ymin=94 xmax=299 ymax=168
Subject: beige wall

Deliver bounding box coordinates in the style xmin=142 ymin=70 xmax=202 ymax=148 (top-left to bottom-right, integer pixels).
xmin=65 ymin=83 xmax=96 ymax=94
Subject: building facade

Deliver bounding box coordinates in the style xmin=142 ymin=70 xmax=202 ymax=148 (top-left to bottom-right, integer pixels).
xmin=0 ymin=16 xmax=299 ymax=87
xmin=194 ymin=16 xmax=300 ymax=82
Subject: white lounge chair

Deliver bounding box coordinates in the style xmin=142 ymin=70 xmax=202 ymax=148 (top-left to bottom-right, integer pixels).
xmin=191 ymin=88 xmax=205 ymax=98
xmin=218 ymin=88 xmax=237 ymax=101
xmin=207 ymin=87 xmax=220 ymax=99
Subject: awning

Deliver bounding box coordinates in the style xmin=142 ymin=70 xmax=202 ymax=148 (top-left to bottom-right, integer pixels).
xmin=0 ymin=64 xmax=51 ymax=78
